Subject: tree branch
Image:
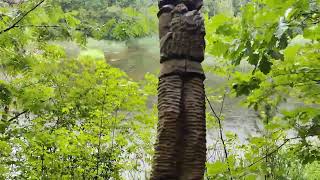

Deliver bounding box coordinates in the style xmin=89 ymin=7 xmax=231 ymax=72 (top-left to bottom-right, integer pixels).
xmin=13 ymin=25 xmax=60 ymax=28
xmin=246 ymin=137 xmax=301 ymax=168
xmin=206 ymin=95 xmax=232 ymax=176
xmin=237 ymin=137 xmax=301 ymax=178
xmin=0 ymin=0 xmax=45 ymax=34
xmin=8 ymin=110 xmax=28 ymax=122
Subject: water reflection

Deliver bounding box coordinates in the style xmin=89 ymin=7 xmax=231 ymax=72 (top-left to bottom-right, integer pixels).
xmin=91 ymin=37 xmax=160 ymax=80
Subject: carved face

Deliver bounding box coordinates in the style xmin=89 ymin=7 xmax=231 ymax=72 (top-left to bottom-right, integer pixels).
xmin=173 ymin=3 xmax=188 ymax=13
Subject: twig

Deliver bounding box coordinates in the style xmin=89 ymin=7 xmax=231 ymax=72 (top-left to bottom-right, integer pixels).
xmin=111 ymin=109 xmax=118 ymax=152
xmin=205 ymin=95 xmax=232 ymax=175
xmin=219 ymin=74 xmax=231 ymax=116
xmin=13 ymin=25 xmax=60 ymax=28
xmin=205 ymin=71 xmax=233 ymax=178
xmin=0 ymin=0 xmax=45 ymax=34
xmin=207 ymin=141 xmax=220 ymax=161
xmin=246 ymin=137 xmax=300 ymax=168
xmin=272 ymin=70 xmax=320 ymax=77
xmin=237 ymin=137 xmax=301 ymax=179
xmin=41 ymin=145 xmax=45 ymax=178
xmin=7 ymin=110 xmax=28 ymax=122
xmin=96 ymin=87 xmax=107 ymax=177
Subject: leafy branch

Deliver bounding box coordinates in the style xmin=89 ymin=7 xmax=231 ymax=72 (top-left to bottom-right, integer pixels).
xmin=238 ymin=136 xmax=303 ymax=178
xmin=0 ymin=0 xmax=45 ymax=34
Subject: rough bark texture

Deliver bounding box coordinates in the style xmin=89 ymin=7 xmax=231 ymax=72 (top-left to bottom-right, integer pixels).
xmin=151 ymin=75 xmax=206 ymax=180
xmin=151 ymin=0 xmax=206 ymax=179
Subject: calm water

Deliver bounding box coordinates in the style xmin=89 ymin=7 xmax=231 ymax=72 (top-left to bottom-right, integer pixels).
xmin=60 ymin=36 xmax=262 ymax=162
xmin=56 ymin=36 xmax=263 ymax=179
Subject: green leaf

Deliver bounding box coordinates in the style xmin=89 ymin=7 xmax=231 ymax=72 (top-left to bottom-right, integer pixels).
xmin=207 ymin=161 xmax=228 ymax=176
xmin=258 ymin=55 xmax=273 ymax=74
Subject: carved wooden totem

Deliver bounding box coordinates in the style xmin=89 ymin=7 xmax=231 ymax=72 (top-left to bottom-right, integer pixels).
xmin=151 ymin=0 xmax=206 ymax=179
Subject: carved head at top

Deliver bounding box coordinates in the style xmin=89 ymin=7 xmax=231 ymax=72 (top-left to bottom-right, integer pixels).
xmin=159 ymin=0 xmax=203 ymax=10
xmin=172 ymin=3 xmax=188 ymax=14
xmin=181 ymin=0 xmax=203 ymax=10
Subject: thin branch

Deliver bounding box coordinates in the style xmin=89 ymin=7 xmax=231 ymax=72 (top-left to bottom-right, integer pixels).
xmin=206 ymin=95 xmax=232 ymax=176
xmin=96 ymin=87 xmax=107 ymax=177
xmin=13 ymin=25 xmax=60 ymax=28
xmin=0 ymin=0 xmax=45 ymax=34
xmin=111 ymin=109 xmax=118 ymax=152
xmin=106 ymin=107 xmax=119 ymax=176
xmin=246 ymin=137 xmax=300 ymax=169
xmin=41 ymin=145 xmax=45 ymax=178
xmin=7 ymin=110 xmax=28 ymax=122
xmin=237 ymin=137 xmax=301 ymax=179
xmin=205 ymin=70 xmax=233 ymax=178
xmin=207 ymin=141 xmax=220 ymax=161
xmin=271 ymin=70 xmax=320 ymax=78
xmin=219 ymin=74 xmax=231 ymax=117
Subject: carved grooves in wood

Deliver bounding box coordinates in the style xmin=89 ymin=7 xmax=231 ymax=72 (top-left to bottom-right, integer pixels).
xmin=151 ymin=75 xmax=206 ymax=180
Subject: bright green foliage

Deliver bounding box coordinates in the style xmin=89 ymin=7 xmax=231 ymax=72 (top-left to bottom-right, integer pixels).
xmin=59 ymin=0 xmax=158 ymax=41
xmin=203 ymin=0 xmax=250 ymax=16
xmin=0 ymin=1 xmax=157 ymax=179
xmin=205 ymin=0 xmax=320 ymax=179
xmin=105 ymin=6 xmax=158 ymax=41
xmin=7 ymin=54 xmax=154 ymax=178
xmin=2 ymin=0 xmax=320 ymax=179
xmin=1 ymin=52 xmax=156 ymax=178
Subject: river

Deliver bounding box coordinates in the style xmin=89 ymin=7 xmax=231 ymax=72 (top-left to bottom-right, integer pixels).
xmin=60 ymin=36 xmax=262 ymax=177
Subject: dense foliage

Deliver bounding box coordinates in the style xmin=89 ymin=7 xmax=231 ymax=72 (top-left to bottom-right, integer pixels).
xmin=0 ymin=0 xmax=157 ymax=178
xmin=59 ymin=0 xmax=158 ymax=41
xmin=0 ymin=0 xmax=319 ymax=179
xmin=205 ymin=0 xmax=320 ymax=179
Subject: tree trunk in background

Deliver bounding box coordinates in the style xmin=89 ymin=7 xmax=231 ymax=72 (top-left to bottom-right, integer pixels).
xmin=151 ymin=1 xmax=206 ymax=179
